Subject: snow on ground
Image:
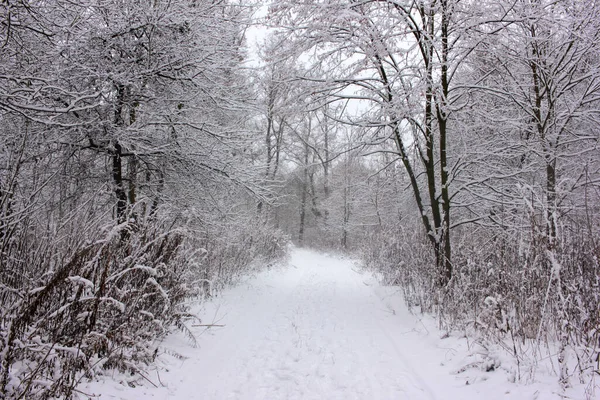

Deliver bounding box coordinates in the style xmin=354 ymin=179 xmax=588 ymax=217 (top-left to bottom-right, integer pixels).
xmin=80 ymin=248 xmax=595 ymax=399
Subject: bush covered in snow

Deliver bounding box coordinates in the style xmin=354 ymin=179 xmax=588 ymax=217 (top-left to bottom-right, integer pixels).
xmin=0 ymin=215 xmax=287 ymax=399
xmin=363 ymin=213 xmax=600 ymax=388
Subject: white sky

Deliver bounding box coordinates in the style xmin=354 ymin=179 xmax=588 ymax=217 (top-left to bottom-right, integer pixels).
xmin=244 ymin=2 xmax=270 ymax=67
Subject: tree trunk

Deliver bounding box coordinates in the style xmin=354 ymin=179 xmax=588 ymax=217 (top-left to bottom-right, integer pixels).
xmin=113 ymin=84 xmax=128 ymax=224
xmin=437 ymin=0 xmax=452 ymax=286
xmin=298 ymin=135 xmax=310 ymax=245
xmin=112 ymin=141 xmax=127 ymax=224
xmin=298 ymin=177 xmax=307 ymax=245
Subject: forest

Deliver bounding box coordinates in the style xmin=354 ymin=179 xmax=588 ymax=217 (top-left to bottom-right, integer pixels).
xmin=1 ymin=0 xmax=599 ymax=398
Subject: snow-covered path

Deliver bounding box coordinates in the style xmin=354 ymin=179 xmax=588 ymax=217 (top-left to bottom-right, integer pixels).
xmin=85 ymin=249 xmax=588 ymax=400
xmin=189 ymin=249 xmax=435 ymax=400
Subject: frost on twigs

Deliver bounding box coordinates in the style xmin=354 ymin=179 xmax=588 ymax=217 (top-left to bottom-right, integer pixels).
xmin=0 ymin=223 xmax=199 ymax=399
xmin=0 ymin=216 xmax=289 ymax=399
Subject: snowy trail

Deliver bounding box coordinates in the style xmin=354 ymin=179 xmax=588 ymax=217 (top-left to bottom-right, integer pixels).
xmin=85 ymin=248 xmax=585 ymax=400
xmin=191 ymin=249 xmax=435 ymax=400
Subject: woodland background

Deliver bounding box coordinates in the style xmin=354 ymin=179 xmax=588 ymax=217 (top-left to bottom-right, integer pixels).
xmin=1 ymin=0 xmax=599 ymax=398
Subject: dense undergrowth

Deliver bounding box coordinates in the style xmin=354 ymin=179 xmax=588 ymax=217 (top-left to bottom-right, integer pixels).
xmin=363 ymin=218 xmax=600 ymax=390
xmin=0 ymin=216 xmax=287 ymax=399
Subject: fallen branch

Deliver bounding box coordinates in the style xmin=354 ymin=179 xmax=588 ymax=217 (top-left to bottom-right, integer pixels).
xmin=135 ymin=370 xmax=158 ymax=388
xmin=192 ymin=324 xmax=226 ymax=328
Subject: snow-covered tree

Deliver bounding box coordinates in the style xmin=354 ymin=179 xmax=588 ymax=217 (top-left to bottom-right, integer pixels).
xmin=0 ymin=1 xmax=287 ymax=397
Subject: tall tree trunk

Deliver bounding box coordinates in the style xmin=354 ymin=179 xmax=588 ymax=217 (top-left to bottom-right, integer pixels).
xmin=529 ymin=23 xmax=557 ymax=248
xmin=298 ymin=174 xmax=308 ymax=245
xmin=323 ymin=107 xmax=330 ymax=197
xmin=113 ymin=84 xmax=127 ymax=224
xmin=437 ymin=0 xmax=452 ymax=285
xmin=342 ymin=184 xmax=348 ymax=249
xmin=341 ymin=163 xmax=350 ymax=249
xmin=298 ymin=128 xmax=310 ymax=245
xmin=112 ymin=141 xmax=127 ymax=224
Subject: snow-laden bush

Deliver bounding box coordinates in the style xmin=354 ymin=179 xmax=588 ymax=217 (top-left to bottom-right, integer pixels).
xmin=362 ymin=219 xmax=436 ymax=313
xmin=363 ymin=215 xmax=600 ymax=386
xmin=0 ymin=222 xmax=187 ymax=398
xmin=199 ymin=218 xmax=290 ymax=290
xmin=449 ymin=222 xmax=599 ymax=380
xmin=0 ymin=217 xmax=288 ymax=399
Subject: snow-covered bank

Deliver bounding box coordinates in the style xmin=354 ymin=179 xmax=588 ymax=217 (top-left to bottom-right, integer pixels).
xmin=79 ymin=249 xmax=595 ymax=399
